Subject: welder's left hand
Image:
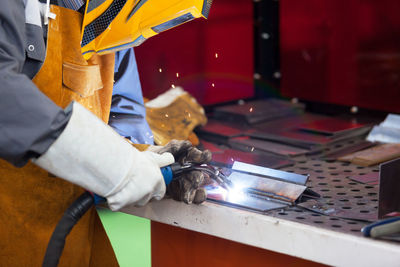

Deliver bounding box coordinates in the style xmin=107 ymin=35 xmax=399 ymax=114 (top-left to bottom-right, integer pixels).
xmin=147 ymin=140 xmax=212 ymax=204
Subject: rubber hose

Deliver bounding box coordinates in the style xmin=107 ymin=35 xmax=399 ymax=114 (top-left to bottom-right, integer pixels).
xmin=42 ymin=192 xmax=94 ymax=267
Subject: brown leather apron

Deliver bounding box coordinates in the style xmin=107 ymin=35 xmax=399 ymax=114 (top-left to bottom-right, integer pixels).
xmin=0 ymin=6 xmax=118 ymax=266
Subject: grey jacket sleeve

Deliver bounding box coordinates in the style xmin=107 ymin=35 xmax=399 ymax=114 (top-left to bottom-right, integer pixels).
xmin=0 ymin=0 xmax=71 ymax=167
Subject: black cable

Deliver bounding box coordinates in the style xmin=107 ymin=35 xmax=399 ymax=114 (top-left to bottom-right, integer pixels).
xmin=42 ymin=192 xmax=95 ymax=267
xmin=42 ymin=163 xmax=223 ymax=266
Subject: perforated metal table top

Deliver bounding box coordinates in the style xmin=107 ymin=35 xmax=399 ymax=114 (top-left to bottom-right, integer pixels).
xmin=268 ymin=138 xmax=381 ymax=236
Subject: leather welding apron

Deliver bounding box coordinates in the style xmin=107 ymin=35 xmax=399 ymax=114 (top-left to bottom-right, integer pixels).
xmin=0 ymin=6 xmax=118 ymax=266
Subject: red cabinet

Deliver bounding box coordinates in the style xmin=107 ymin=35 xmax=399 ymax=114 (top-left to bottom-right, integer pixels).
xmin=281 ymin=0 xmax=400 ymax=112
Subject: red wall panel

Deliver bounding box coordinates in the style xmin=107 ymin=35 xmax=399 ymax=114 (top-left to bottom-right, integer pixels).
xmin=281 ymin=0 xmax=400 ymax=113
xmin=135 ymin=0 xmax=254 ymax=105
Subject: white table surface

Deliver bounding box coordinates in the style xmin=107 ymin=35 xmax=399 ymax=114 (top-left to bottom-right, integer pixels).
xmin=122 ymin=198 xmax=400 ymax=267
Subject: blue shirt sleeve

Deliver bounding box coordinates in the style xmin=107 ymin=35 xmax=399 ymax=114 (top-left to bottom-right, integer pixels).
xmin=109 ymin=48 xmax=154 ymax=144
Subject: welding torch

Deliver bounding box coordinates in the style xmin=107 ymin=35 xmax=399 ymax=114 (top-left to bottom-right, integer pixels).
xmin=93 ymin=162 xmax=232 ymax=204
xmin=161 ymin=162 xmax=233 ymax=189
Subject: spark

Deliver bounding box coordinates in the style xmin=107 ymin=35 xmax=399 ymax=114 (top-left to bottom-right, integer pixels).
xmin=176 ymin=73 xmax=180 ymax=78
xmin=227 ymin=183 xmax=247 ymax=203
xmin=159 ymin=68 xmax=162 ymax=73
xmin=171 ymin=84 xmax=175 ymax=88
xmin=212 ymin=83 xmax=215 ymax=87
xmin=215 ymin=53 xmax=219 ymax=58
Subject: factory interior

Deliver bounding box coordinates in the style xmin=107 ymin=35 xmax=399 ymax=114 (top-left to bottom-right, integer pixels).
xmin=1 ymin=0 xmax=400 ymax=266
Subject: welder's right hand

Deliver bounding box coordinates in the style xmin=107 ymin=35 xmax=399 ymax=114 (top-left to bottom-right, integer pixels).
xmin=32 ymin=102 xmax=174 ymax=211
xmin=148 ymin=140 xmax=212 ymax=204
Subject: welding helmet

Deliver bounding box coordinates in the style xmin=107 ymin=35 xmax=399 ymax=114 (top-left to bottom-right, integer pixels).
xmin=80 ymin=0 xmax=212 ymax=59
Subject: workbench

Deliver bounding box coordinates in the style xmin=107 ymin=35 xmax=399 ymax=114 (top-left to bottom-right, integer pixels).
xmin=122 ymin=150 xmax=400 ymax=266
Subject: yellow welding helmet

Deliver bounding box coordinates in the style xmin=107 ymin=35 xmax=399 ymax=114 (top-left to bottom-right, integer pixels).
xmin=80 ymin=0 xmax=212 ymax=59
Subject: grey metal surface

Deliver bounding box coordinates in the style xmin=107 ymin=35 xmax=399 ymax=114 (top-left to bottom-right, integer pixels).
xmin=203 ymin=134 xmax=400 ymax=238
xmin=263 ymin=138 xmax=382 ymax=236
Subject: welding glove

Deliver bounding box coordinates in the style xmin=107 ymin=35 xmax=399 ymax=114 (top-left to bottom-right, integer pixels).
xmin=148 ymin=140 xmax=212 ymax=204
xmin=32 ymin=102 xmax=174 ymax=211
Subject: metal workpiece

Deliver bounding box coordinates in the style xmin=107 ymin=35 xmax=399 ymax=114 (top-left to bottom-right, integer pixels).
xmin=204 ymin=162 xmax=311 ymax=212
xmin=232 ymin=161 xmax=309 ymax=185
xmin=228 ymin=171 xmax=306 ymax=203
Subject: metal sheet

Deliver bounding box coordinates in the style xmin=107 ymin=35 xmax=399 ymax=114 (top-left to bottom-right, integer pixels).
xmin=229 ymin=136 xmax=309 ymax=157
xmin=213 ymin=98 xmax=305 ymax=125
xmin=298 ymin=118 xmax=367 ymax=137
xmin=349 ymin=172 xmax=380 ymax=185
xmin=211 ymin=149 xmax=294 ymax=169
xmin=205 ymin=168 xmax=307 ymax=212
xmin=379 ymin=158 xmax=400 ymax=218
xmin=250 ymin=113 xmax=371 ymax=149
xmin=196 ymin=119 xmax=247 ymax=138
xmin=232 ymin=161 xmax=309 ymax=185
xmin=320 ymin=140 xmax=376 ymax=160
xmin=253 ymin=113 xmax=327 ymax=130
xmin=250 ymin=126 xmax=371 ymax=150
xmin=298 ymin=199 xmax=378 ymax=221
xmin=199 ymin=140 xmax=225 ymax=153
xmin=196 ymin=119 xmax=249 ymax=144
xmin=249 ymin=129 xmax=331 ymax=149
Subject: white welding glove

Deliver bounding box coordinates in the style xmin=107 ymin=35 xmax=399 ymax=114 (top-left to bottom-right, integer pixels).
xmin=32 ymin=102 xmax=174 ymax=211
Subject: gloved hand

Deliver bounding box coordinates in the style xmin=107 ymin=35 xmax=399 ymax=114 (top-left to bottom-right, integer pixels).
xmin=148 ymin=140 xmax=212 ymax=204
xmin=32 ymin=102 xmax=174 ymax=211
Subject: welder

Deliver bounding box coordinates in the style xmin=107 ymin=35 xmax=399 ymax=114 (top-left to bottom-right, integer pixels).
xmin=0 ymin=0 xmax=211 ymax=265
